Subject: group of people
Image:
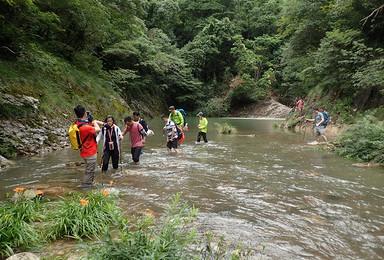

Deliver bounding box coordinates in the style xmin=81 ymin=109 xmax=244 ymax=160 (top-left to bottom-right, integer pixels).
xmin=73 ymin=105 xmax=208 ymax=188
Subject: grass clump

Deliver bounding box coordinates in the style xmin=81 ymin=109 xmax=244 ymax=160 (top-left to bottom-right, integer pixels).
xmin=46 ymin=191 xmax=122 ymax=240
xmin=0 ymin=189 xmax=44 ymax=257
xmin=87 ymin=193 xmax=199 ymax=259
xmin=333 ymin=116 xmax=384 ymax=163
xmin=217 ymin=123 xmax=237 ymax=134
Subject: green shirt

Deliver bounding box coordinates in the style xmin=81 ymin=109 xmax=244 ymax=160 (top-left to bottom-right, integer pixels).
xmin=169 ymin=111 xmax=184 ymax=126
xmin=198 ymin=117 xmax=208 ymax=133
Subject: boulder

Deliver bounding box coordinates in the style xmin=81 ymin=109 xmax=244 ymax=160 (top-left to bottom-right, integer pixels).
xmin=6 ymin=252 xmax=40 ymax=260
xmin=0 ymin=155 xmax=14 ymax=170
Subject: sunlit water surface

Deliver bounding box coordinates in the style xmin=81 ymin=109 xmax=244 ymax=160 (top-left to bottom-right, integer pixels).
xmin=1 ymin=118 xmax=384 ymax=259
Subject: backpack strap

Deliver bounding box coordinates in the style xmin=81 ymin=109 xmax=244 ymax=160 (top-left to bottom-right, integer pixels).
xmin=78 ymin=123 xmax=91 ymax=145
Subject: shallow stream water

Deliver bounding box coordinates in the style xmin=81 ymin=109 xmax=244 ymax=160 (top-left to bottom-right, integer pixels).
xmin=1 ymin=118 xmax=384 ymax=259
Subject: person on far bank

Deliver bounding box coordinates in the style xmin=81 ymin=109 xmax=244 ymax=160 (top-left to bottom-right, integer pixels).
xmin=122 ymin=116 xmax=146 ymax=165
xmin=297 ymin=98 xmax=304 ymax=115
xmin=96 ymin=115 xmax=123 ymax=173
xmin=168 ymin=106 xmax=184 ymax=127
xmin=161 ymin=114 xmax=180 ymax=154
xmin=196 ymin=112 xmax=208 ymax=143
xmin=306 ymin=108 xmax=328 ymax=143
xmin=74 ymin=105 xmax=104 ymax=188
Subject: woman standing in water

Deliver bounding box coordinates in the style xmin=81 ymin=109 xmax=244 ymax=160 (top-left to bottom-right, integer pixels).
xmin=97 ymin=115 xmax=123 ymax=172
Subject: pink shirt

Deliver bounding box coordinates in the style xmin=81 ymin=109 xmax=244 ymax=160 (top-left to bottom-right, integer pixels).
xmin=123 ymin=122 xmax=144 ymax=148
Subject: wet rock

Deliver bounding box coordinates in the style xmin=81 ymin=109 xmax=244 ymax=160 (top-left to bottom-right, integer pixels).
xmin=6 ymin=252 xmax=40 ymax=260
xmin=1 ymin=94 xmax=40 ymax=110
xmin=136 ymin=208 xmax=157 ymax=218
xmin=41 ymin=187 xmax=66 ymax=196
xmin=0 ymin=155 xmax=14 ymax=170
xmin=352 ymin=162 xmax=380 ymax=167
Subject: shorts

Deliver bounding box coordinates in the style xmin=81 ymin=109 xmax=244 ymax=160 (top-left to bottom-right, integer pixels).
xmin=131 ymin=146 xmax=142 ymax=162
xmin=167 ymin=139 xmax=178 ymax=149
xmin=316 ymin=126 xmax=326 ymax=136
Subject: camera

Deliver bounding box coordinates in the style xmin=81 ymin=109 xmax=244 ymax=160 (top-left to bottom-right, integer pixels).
xmin=86 ymin=111 xmax=93 ymax=123
xmin=104 ymin=123 xmax=111 ymax=130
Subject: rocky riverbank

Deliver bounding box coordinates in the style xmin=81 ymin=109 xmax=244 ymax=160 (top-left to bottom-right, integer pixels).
xmin=0 ymin=92 xmax=129 ymax=171
xmin=228 ymin=99 xmax=291 ymax=118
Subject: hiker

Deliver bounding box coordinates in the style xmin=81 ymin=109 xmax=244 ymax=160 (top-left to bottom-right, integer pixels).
xmin=161 ymin=114 xmax=180 ymax=154
xmin=73 ymin=105 xmax=104 ymax=188
xmin=306 ymin=108 xmax=328 ymax=143
xmin=122 ymin=116 xmax=147 ymax=165
xmin=196 ymin=112 xmax=208 ymax=143
xmin=96 ymin=115 xmax=123 ymax=173
xmin=133 ymin=111 xmax=154 ymax=136
xmin=168 ymin=106 xmax=184 ymax=127
xmin=296 ymin=98 xmax=304 ymax=115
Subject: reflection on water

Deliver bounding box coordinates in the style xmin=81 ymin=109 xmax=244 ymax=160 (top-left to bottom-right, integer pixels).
xmin=1 ymin=118 xmax=384 ymax=259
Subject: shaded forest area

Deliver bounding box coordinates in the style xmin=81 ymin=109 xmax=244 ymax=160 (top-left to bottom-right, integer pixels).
xmin=1 ymin=0 xmax=384 ymax=121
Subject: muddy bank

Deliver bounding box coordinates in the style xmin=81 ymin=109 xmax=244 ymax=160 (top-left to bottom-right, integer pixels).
xmin=229 ymin=99 xmax=291 ymax=118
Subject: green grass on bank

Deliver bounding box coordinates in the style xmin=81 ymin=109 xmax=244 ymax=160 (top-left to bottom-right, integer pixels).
xmin=0 ymin=190 xmax=255 ymax=259
xmin=0 ymin=48 xmax=127 ymax=122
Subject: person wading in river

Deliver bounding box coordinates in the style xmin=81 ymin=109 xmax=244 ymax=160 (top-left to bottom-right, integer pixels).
xmin=196 ymin=112 xmax=208 ymax=143
xmin=306 ymin=108 xmax=328 ymax=143
xmin=161 ymin=114 xmax=180 ymax=154
xmin=74 ymin=105 xmax=104 ymax=188
xmin=96 ymin=115 xmax=123 ymax=173
xmin=122 ymin=116 xmax=147 ymax=165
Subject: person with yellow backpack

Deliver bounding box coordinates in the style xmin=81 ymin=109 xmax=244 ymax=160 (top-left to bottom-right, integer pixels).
xmin=71 ymin=105 xmax=104 ymax=188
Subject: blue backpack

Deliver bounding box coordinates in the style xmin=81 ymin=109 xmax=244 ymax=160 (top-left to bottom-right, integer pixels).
xmin=322 ymin=112 xmax=329 ymax=128
xmin=176 ymin=109 xmax=186 ymax=122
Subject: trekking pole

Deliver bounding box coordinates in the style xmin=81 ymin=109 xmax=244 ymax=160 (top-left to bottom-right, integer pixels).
xmin=119 ymin=139 xmax=122 ymax=175
xmin=162 ymin=129 xmax=165 ymax=147
xmin=99 ymin=152 xmax=104 ymax=186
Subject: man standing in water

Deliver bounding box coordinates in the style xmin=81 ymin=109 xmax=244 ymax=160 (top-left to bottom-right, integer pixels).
xmin=122 ymin=116 xmax=146 ymax=165
xmin=307 ymin=108 xmax=328 ymax=143
xmin=168 ymin=106 xmax=184 ymax=127
xmin=161 ymin=114 xmax=180 ymax=153
xmin=196 ymin=112 xmax=208 ymax=143
xmin=74 ymin=105 xmax=103 ymax=188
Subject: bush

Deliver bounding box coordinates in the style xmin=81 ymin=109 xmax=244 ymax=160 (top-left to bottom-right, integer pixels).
xmin=334 ymin=116 xmax=384 ymax=163
xmin=199 ymin=97 xmax=228 ymax=117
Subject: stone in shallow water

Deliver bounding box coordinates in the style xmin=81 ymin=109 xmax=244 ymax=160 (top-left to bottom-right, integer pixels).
xmin=6 ymin=252 xmax=40 ymax=260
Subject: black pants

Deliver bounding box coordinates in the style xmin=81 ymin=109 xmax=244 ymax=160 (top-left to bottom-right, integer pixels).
xmin=131 ymin=146 xmax=142 ymax=162
xmin=102 ymin=149 xmax=119 ymax=172
xmin=197 ymin=132 xmax=208 ymax=142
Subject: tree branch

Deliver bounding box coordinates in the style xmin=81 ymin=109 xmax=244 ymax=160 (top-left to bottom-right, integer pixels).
xmin=1 ymin=46 xmax=17 ymax=55
xmin=361 ymin=4 xmax=384 ymax=26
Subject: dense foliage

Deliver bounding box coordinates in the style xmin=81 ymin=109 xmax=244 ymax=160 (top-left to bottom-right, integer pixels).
xmin=1 ymin=0 xmax=383 ymax=117
xmin=334 ymin=116 xmax=384 ymax=163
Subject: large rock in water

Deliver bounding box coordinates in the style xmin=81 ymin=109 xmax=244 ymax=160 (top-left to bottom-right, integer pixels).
xmin=0 ymin=155 xmax=14 ymax=170
xmin=6 ymin=252 xmax=40 ymax=260
xmin=230 ymin=99 xmax=291 ymax=118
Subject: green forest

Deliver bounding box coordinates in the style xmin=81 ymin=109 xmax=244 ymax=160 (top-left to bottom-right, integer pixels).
xmin=1 ymin=0 xmax=384 ymax=119
xmin=1 ymin=0 xmax=384 ymax=162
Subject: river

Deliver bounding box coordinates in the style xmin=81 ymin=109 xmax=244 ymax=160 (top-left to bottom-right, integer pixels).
xmin=1 ymin=118 xmax=384 ymax=259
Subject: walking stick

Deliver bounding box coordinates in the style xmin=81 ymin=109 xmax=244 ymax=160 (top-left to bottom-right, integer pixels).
xmin=119 ymin=139 xmax=122 ymax=175
xmin=99 ymin=152 xmax=104 ymax=186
